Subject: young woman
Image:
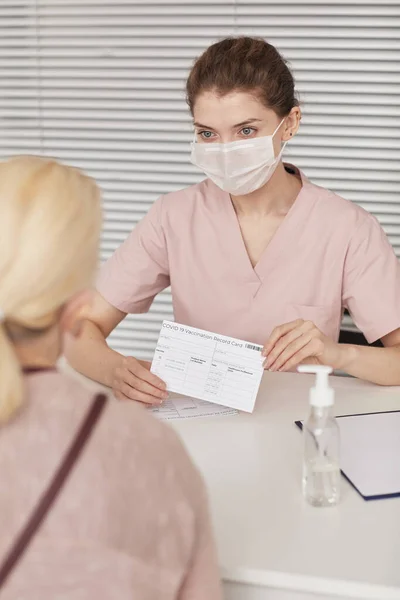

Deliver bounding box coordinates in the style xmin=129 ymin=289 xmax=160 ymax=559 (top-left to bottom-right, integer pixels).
xmin=0 ymin=157 xmax=221 ymax=599
xmin=66 ymin=36 xmax=400 ymax=401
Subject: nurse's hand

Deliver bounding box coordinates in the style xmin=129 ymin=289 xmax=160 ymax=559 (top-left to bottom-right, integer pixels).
xmin=262 ymin=319 xmax=342 ymax=372
xmin=113 ymin=357 xmax=168 ymax=405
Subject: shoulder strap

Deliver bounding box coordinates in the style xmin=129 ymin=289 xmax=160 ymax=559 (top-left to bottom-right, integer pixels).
xmin=0 ymin=393 xmax=108 ymax=589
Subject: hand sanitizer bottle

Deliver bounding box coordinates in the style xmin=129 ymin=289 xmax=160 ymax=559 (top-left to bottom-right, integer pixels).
xmin=298 ymin=365 xmax=340 ymax=507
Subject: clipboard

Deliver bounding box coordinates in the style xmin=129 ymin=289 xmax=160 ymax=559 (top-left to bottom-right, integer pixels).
xmin=295 ymin=410 xmax=400 ymax=501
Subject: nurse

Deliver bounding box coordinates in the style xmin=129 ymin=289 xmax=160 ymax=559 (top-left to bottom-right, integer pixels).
xmin=67 ymin=36 xmax=400 ymax=401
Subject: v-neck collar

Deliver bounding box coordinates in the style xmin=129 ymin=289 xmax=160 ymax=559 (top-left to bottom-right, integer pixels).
xmin=217 ymin=164 xmax=310 ymax=293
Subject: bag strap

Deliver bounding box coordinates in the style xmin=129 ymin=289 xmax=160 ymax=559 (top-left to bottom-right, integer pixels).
xmin=0 ymin=392 xmax=108 ymax=589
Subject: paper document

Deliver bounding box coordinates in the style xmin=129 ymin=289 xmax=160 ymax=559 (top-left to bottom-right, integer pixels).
xmin=337 ymin=411 xmax=400 ymax=500
xmin=151 ymin=321 xmax=264 ymax=412
xmin=149 ymin=394 xmax=238 ymax=420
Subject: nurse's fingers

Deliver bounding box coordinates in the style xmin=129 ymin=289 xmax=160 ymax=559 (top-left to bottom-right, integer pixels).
xmin=114 ymin=389 xmax=157 ymax=407
xmin=264 ymin=320 xmax=314 ymax=369
xmin=118 ymin=382 xmax=165 ymax=405
xmin=125 ymin=357 xmax=166 ymax=390
xmin=263 ymin=320 xmax=304 ymax=357
xmin=113 ymin=357 xmax=167 ymax=405
xmin=123 ymin=370 xmax=168 ymax=401
xmin=278 ymin=338 xmax=323 ymax=373
xmin=267 ymin=330 xmax=314 ymax=371
xmin=114 ymin=389 xmax=132 ymax=402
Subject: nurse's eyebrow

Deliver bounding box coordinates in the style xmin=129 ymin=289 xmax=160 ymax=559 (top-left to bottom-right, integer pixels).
xmin=193 ymin=118 xmax=262 ymax=129
xmin=193 ymin=122 xmax=215 ymax=129
xmin=231 ymin=118 xmax=263 ymax=128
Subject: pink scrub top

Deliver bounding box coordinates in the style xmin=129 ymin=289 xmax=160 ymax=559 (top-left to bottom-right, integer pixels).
xmin=97 ymin=165 xmax=400 ymax=345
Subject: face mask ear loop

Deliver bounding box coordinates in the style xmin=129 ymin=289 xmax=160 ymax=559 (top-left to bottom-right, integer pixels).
xmin=272 ymin=117 xmax=286 ymax=138
xmin=280 ymin=140 xmax=288 ymax=155
xmin=273 ymin=118 xmax=291 ymax=159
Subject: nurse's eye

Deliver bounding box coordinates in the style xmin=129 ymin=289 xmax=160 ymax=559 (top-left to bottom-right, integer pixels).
xmin=198 ymin=130 xmax=216 ymax=141
xmin=240 ymin=127 xmax=256 ymax=137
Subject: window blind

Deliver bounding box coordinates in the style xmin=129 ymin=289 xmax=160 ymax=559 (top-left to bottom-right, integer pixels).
xmin=1 ymin=0 xmax=399 ymax=358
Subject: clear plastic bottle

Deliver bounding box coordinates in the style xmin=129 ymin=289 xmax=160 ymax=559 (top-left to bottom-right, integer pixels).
xmin=298 ymin=365 xmax=340 ymax=507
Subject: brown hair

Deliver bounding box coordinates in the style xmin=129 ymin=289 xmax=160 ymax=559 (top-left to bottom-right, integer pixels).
xmin=186 ymin=37 xmax=299 ymax=118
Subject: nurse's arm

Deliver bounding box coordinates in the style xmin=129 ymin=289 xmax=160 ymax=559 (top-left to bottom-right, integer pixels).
xmin=264 ymin=320 xmax=400 ymax=386
xmin=338 ymin=328 xmax=400 ymax=386
xmin=64 ymin=291 xmax=167 ymax=404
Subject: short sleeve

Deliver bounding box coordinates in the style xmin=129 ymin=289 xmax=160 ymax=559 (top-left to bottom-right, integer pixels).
xmin=96 ymin=197 xmax=170 ymax=314
xmin=342 ymin=213 xmax=400 ymax=343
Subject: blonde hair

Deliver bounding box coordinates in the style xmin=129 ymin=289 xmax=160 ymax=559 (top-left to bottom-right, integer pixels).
xmin=0 ymin=156 xmax=102 ymax=424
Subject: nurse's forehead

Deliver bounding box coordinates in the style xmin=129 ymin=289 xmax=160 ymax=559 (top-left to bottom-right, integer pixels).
xmin=192 ymin=90 xmax=275 ymax=128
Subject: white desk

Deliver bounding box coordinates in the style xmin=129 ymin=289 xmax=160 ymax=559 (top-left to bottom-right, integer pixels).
xmin=62 ymin=362 xmax=400 ymax=600
xmin=171 ymin=372 xmax=400 ymax=600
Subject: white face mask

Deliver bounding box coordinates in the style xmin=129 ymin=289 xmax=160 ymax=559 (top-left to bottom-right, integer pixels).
xmin=190 ymin=118 xmax=287 ymax=195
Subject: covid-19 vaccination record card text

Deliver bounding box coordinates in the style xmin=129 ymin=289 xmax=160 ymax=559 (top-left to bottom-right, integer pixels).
xmin=151 ymin=321 xmax=264 ymax=412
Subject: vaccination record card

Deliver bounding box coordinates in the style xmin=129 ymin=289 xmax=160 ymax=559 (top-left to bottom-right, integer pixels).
xmin=151 ymin=321 xmax=264 ymax=412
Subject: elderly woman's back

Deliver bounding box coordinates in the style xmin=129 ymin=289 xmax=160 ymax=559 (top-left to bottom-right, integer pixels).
xmin=0 ymin=157 xmax=221 ymax=599
xmin=0 ymin=369 xmax=220 ymax=599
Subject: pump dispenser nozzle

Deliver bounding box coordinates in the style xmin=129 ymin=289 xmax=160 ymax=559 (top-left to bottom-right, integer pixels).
xmin=298 ymin=365 xmax=334 ymax=407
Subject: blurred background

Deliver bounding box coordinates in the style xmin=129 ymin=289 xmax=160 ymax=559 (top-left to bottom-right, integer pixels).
xmin=1 ymin=0 xmax=399 ymax=359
